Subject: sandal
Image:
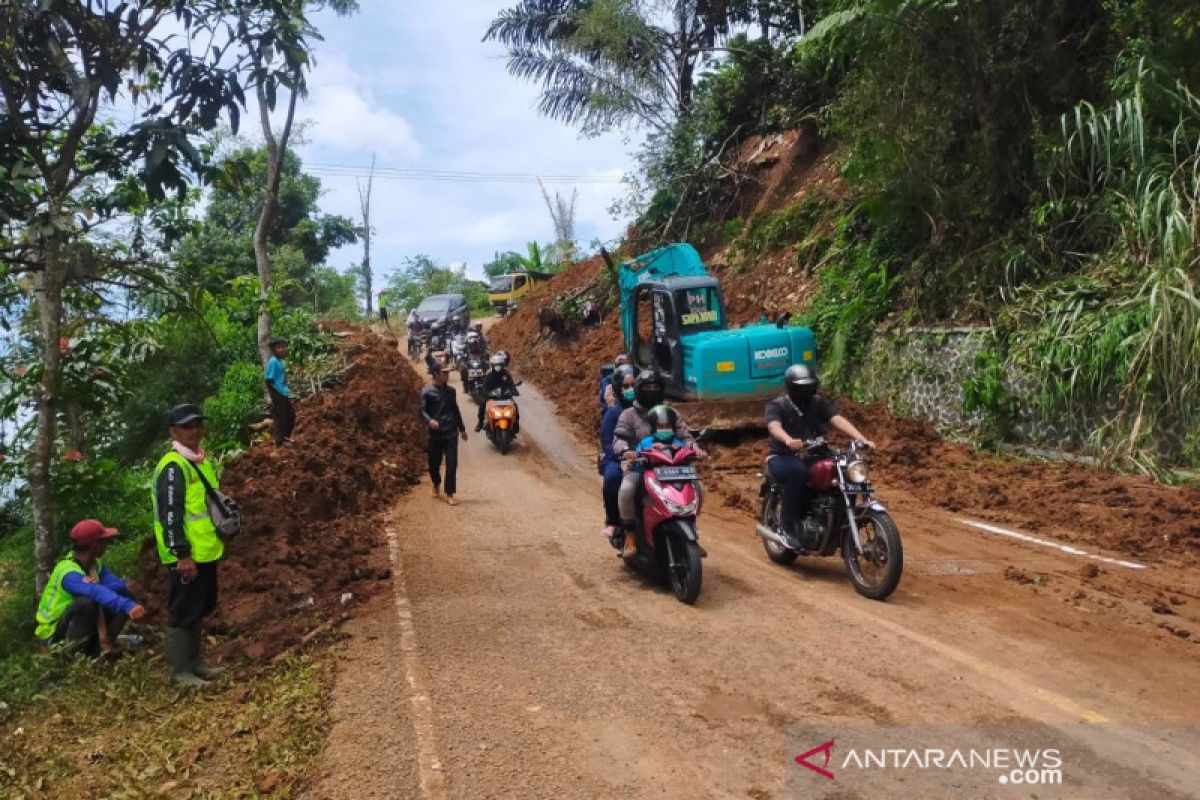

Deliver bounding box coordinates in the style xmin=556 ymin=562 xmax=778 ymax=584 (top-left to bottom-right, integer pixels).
xmin=445 ymin=495 xmax=459 ymax=506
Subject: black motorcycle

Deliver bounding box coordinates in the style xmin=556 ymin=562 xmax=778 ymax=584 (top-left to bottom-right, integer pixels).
xmin=756 ymin=438 xmax=903 ymax=601
xmin=462 ymin=354 xmax=488 ymax=403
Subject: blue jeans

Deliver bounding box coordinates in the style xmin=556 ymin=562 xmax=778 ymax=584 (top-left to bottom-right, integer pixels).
xmin=768 ymin=454 xmax=810 ymax=532
xmin=602 ymin=460 xmax=623 ymax=526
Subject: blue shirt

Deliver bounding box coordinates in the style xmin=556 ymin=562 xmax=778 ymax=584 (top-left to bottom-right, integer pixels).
xmin=60 ymin=565 xmax=137 ymax=620
xmin=637 ymin=435 xmax=687 ymax=453
xmin=265 ymin=355 xmax=290 ymax=397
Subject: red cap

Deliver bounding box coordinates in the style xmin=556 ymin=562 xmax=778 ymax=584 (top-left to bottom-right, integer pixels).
xmin=70 ymin=519 xmax=119 ymax=548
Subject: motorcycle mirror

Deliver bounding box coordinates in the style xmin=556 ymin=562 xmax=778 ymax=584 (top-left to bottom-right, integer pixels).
xmin=774 ymin=312 xmax=792 ymax=329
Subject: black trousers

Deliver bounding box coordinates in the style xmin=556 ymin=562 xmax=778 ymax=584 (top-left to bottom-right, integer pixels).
xmin=49 ymin=598 xmax=128 ymax=657
xmin=269 ymin=386 xmax=295 ymax=443
xmin=168 ymin=561 xmax=219 ymax=628
xmin=428 ymin=435 xmax=459 ymax=495
xmin=768 ymin=454 xmax=811 ymax=532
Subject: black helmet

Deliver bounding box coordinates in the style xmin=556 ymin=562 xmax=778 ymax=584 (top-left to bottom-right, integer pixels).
xmin=785 ymin=363 xmax=820 ymax=403
xmin=634 ymin=370 xmax=665 ymax=409
xmin=646 ymin=404 xmax=678 ymax=433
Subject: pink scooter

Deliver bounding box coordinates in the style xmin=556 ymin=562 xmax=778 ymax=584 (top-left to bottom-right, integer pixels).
xmin=616 ymin=443 xmax=705 ymax=604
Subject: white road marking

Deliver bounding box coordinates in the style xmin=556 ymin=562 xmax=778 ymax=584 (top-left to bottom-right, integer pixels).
xmin=386 ymin=525 xmax=448 ymax=799
xmin=958 ymin=519 xmax=1147 ymax=570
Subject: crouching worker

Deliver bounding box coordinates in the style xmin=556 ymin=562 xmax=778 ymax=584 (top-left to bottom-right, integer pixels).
xmin=153 ymin=404 xmax=227 ymax=687
xmin=35 ymin=519 xmax=146 ymax=657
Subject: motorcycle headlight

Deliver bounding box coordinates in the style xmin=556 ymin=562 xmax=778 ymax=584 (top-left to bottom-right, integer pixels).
xmin=846 ymin=460 xmax=869 ymax=484
xmin=645 ymin=474 xmax=700 ymax=516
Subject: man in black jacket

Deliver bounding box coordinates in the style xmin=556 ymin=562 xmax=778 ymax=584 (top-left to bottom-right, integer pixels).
xmin=421 ymin=363 xmax=468 ymax=506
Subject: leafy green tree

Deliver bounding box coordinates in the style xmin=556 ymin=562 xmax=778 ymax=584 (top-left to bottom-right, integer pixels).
xmin=0 ymin=0 xmax=249 ymax=590
xmin=483 ymin=251 xmax=527 ymax=278
xmin=176 ymin=146 xmax=359 ymax=309
xmin=387 ymin=256 xmax=490 ymax=314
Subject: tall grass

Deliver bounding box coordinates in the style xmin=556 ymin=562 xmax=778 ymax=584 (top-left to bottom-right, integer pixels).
xmin=1013 ymin=63 xmax=1200 ymax=467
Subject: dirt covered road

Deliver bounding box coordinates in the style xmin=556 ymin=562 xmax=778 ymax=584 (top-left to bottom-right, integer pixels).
xmin=315 ymin=345 xmax=1200 ymax=799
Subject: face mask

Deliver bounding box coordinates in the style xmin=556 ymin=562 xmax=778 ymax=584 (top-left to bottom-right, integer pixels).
xmin=654 ymin=429 xmax=674 ymax=443
xmin=622 ymin=388 xmax=636 ymax=402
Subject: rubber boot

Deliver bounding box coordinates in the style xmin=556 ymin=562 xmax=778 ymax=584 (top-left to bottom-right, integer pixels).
xmin=190 ymin=624 xmax=224 ymax=680
xmin=167 ymin=627 xmax=209 ymax=688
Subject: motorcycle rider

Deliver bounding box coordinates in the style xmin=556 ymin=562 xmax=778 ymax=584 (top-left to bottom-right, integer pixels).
xmin=637 ymin=405 xmax=689 ymax=453
xmin=599 ymin=353 xmax=631 ymax=414
xmin=613 ymin=371 xmax=703 ymax=530
xmin=475 ymin=353 xmax=520 ymax=433
xmin=766 ymin=364 xmax=876 ymax=549
xmin=599 ymin=364 xmax=638 ymax=542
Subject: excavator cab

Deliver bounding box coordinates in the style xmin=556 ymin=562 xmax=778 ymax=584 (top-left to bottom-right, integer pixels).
xmin=629 ymin=277 xmax=727 ymax=395
xmin=615 ymin=242 xmax=817 ymax=405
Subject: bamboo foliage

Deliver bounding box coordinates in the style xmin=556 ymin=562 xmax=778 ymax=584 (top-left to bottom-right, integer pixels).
xmin=1021 ymin=63 xmax=1200 ymax=466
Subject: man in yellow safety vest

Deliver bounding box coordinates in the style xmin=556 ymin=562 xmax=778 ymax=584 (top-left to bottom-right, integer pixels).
xmin=152 ymin=404 xmax=227 ymax=687
xmin=34 ymin=519 xmax=146 ymax=656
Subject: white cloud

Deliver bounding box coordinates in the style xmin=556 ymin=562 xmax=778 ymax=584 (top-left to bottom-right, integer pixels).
xmin=296 ymin=2 xmax=643 ymax=273
xmin=300 ymin=54 xmax=420 ymax=160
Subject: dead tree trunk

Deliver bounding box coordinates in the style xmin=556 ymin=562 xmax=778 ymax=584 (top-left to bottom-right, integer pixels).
xmin=357 ymin=154 xmax=375 ymax=319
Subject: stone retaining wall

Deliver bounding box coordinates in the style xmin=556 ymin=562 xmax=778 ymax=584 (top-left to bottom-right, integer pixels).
xmin=854 ymin=326 xmax=1193 ymax=465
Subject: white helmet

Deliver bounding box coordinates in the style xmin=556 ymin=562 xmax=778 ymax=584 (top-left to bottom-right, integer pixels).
xmin=489 ymin=354 xmax=505 ymax=371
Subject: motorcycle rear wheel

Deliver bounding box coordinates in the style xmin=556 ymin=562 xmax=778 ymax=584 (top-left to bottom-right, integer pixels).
xmin=760 ymin=493 xmax=799 ymax=566
xmin=843 ymin=509 xmax=903 ymax=601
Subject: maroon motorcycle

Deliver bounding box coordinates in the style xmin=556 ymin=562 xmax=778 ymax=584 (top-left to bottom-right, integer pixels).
xmin=756 ymin=438 xmax=903 ymax=601
xmin=616 ymin=443 xmax=706 ymax=604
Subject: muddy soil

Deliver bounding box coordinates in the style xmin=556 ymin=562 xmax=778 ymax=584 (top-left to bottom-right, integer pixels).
xmin=491 ymin=294 xmax=1200 ymax=565
xmin=136 ymin=328 xmax=427 ymax=661
xmin=318 ymin=351 xmax=1200 ymax=799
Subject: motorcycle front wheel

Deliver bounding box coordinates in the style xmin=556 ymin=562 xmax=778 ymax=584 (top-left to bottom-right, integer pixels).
xmin=496 ymin=428 xmax=512 ymax=455
xmin=760 ymin=492 xmax=798 ymax=566
xmin=843 ymin=509 xmax=903 ymax=601
xmin=665 ymin=524 xmax=703 ymax=604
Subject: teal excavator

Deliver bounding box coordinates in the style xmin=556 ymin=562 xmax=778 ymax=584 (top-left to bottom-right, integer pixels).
xmin=604 ymin=243 xmax=816 ymax=402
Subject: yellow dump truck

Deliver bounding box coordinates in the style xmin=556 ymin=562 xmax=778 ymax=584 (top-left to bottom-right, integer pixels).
xmin=487 ymin=271 xmax=554 ymax=315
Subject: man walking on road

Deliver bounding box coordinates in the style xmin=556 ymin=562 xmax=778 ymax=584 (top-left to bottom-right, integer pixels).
xmin=152 ymin=404 xmax=228 ymax=687
xmin=421 ymin=363 xmax=468 ymax=506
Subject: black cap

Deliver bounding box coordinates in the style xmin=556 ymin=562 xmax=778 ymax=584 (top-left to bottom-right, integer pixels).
xmin=269 ymin=337 xmax=286 ymax=347
xmin=167 ymin=403 xmax=205 ymax=427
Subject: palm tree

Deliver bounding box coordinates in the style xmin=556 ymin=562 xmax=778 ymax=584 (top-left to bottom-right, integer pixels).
xmin=516 ymin=241 xmax=548 ymax=273
xmin=484 ymin=0 xmax=736 ymax=133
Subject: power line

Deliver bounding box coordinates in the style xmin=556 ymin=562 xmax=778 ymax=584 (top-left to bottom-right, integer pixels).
xmin=305 ymin=162 xmax=625 ymax=185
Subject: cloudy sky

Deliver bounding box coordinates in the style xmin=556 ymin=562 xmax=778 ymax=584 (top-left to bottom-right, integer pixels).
xmin=289 ymin=2 xmax=639 ymax=283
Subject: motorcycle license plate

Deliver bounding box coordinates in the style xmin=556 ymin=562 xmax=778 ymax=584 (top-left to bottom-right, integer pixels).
xmin=469 ymin=370 xmax=484 ymax=378
xmin=654 ymin=465 xmax=699 ymax=481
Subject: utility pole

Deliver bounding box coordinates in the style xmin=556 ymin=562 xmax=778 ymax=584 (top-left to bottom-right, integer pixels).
xmin=357 ymin=154 xmax=376 ymax=318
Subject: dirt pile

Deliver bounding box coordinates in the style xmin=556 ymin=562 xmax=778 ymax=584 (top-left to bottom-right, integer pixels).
xmin=489 ymin=257 xmax=624 ymax=436
xmin=137 ymin=328 xmax=427 ymax=659
xmin=493 ymin=268 xmax=1200 ymax=563
xmin=706 ymin=398 xmax=1200 ymax=562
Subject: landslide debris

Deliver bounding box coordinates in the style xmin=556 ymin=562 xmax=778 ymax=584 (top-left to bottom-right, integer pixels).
xmin=491 ymin=269 xmax=1200 ymax=563
xmin=137 ymin=328 xmax=427 ymax=660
